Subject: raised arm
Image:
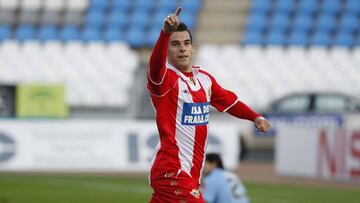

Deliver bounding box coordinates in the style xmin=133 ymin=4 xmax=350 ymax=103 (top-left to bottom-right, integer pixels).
xmin=148 ymin=7 xmax=182 ymax=84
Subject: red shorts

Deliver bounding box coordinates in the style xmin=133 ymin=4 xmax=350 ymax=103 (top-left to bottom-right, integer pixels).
xmin=149 ymin=170 xmax=205 ymax=203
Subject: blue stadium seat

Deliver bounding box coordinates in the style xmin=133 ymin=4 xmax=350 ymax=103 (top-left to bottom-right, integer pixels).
xmin=82 ymin=27 xmax=102 ymax=42
xmin=126 ymin=27 xmax=146 ymax=47
xmin=37 ymin=26 xmax=58 ymax=41
xmin=134 ymin=0 xmax=154 ymax=11
xmin=246 ymin=12 xmax=267 ymax=32
xmin=316 ymin=14 xmax=336 ymax=32
xmin=103 ymin=27 xmax=124 ymax=42
xmin=181 ymin=11 xmax=196 ymax=29
xmin=130 ymin=10 xmax=151 ymax=30
xmin=59 ymin=26 xmax=80 ymax=42
xmin=344 ymin=0 xmax=360 ymax=15
xmin=265 ymin=29 xmax=286 ymax=45
xmin=89 ymin=0 xmax=109 ymax=12
xmin=182 ymin=0 xmax=202 ymax=12
xmin=112 ymin=0 xmax=132 ymax=13
xmin=250 ymin=0 xmax=272 ymax=14
xmin=242 ymin=30 xmax=263 ymax=45
xmin=151 ymin=10 xmax=168 ymax=29
xmin=320 ymin=0 xmax=341 ymax=15
xmin=85 ymin=10 xmax=106 ymax=29
xmin=292 ymin=14 xmax=313 ymax=33
xmin=15 ymin=24 xmax=36 ymax=41
xmin=147 ymin=27 xmax=161 ymax=46
xmin=311 ymin=31 xmax=332 ymax=47
xmin=334 ymin=31 xmax=355 ymax=47
xmin=158 ymin=0 xmax=178 ymax=12
xmin=338 ymin=14 xmax=359 ymax=33
xmin=107 ymin=10 xmax=127 ymax=30
xmin=298 ymin=0 xmax=318 ymax=15
xmin=274 ymin=0 xmax=295 ymax=14
xmin=287 ymin=30 xmax=308 ymax=46
xmin=0 ymin=25 xmax=12 ymax=41
xmin=269 ymin=13 xmax=290 ymax=32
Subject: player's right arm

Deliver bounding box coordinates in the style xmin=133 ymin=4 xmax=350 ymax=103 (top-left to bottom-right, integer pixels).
xmin=147 ymin=7 xmax=182 ymax=85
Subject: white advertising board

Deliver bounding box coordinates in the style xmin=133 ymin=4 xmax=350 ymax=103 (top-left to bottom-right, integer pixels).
xmin=275 ymin=114 xmax=360 ymax=182
xmin=0 ymin=120 xmax=239 ymax=172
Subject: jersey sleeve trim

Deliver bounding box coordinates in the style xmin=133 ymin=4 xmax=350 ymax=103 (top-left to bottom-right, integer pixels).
xmin=147 ymin=80 xmax=178 ymax=97
xmin=147 ymin=66 xmax=168 ymax=86
xmin=223 ymin=98 xmax=239 ymax=112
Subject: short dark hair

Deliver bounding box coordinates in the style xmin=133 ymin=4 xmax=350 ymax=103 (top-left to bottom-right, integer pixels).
xmin=206 ymin=153 xmax=224 ymax=169
xmin=175 ymin=22 xmax=193 ymax=44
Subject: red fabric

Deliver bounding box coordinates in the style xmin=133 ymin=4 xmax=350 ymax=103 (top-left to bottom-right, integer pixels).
xmin=150 ymin=170 xmax=205 ymax=203
xmin=227 ymin=101 xmax=261 ymax=122
xmin=148 ymin=30 xmax=170 ymax=84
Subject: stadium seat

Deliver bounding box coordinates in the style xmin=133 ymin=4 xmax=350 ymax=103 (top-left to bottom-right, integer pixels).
xmin=0 ymin=10 xmax=16 ymax=24
xmin=181 ymin=11 xmax=197 ymax=29
xmin=311 ymin=31 xmax=332 ymax=47
xmin=107 ymin=10 xmax=127 ymax=30
xmin=103 ymin=27 xmax=124 ymax=42
xmin=182 ymin=0 xmax=202 ymax=12
xmin=297 ymin=0 xmax=318 ymax=15
xmin=37 ymin=25 xmax=58 ymax=41
xmin=344 ymin=0 xmax=360 ymax=15
xmin=15 ymin=24 xmax=36 ymax=41
xmin=81 ymin=26 xmax=102 ymax=42
xmin=334 ymin=31 xmax=355 ymax=47
xmin=112 ymin=0 xmax=132 ymax=13
xmin=65 ymin=0 xmax=89 ymax=12
xmin=246 ymin=12 xmax=267 ymax=32
xmin=338 ymin=14 xmax=359 ymax=33
xmin=147 ymin=27 xmax=161 ymax=46
xmin=18 ymin=9 xmax=40 ymax=24
xmin=316 ymin=14 xmax=336 ymax=32
xmin=134 ymin=0 xmax=154 ymax=12
xmin=126 ymin=27 xmax=146 ymax=47
xmin=274 ymin=0 xmax=295 ymax=14
xmin=287 ymin=30 xmax=308 ymax=46
xmin=59 ymin=26 xmax=80 ymax=41
xmin=292 ymin=13 xmax=313 ymax=33
xmin=265 ymin=29 xmax=286 ymax=45
xmin=19 ymin=0 xmax=42 ymax=11
xmin=43 ymin=0 xmax=65 ymax=12
xmin=0 ymin=0 xmax=19 ymax=10
xmin=158 ymin=0 xmax=178 ymax=12
xmin=269 ymin=13 xmax=290 ymax=32
xmin=0 ymin=24 xmax=11 ymax=41
xmin=250 ymin=0 xmax=272 ymax=14
xmin=63 ymin=11 xmax=83 ymax=26
xmin=89 ymin=0 xmax=109 ymax=12
xmin=320 ymin=0 xmax=341 ymax=15
xmin=85 ymin=10 xmax=106 ymax=29
xmin=242 ymin=30 xmax=263 ymax=45
xmin=129 ymin=9 xmax=151 ymax=30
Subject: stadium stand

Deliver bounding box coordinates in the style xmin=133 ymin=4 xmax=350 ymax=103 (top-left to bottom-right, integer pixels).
xmin=243 ymin=0 xmax=360 ymax=47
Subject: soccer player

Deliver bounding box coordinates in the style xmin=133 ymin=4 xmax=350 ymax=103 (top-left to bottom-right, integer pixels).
xmin=202 ymin=153 xmax=250 ymax=203
xmin=147 ymin=7 xmax=270 ymax=203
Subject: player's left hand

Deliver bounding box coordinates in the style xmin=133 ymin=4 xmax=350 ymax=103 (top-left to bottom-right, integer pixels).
xmin=254 ymin=117 xmax=271 ymax=132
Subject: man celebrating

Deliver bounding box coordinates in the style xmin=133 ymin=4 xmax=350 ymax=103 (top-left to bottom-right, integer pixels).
xmin=147 ymin=7 xmax=270 ymax=203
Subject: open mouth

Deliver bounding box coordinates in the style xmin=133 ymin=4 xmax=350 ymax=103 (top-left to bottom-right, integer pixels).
xmin=178 ymin=55 xmax=188 ymax=59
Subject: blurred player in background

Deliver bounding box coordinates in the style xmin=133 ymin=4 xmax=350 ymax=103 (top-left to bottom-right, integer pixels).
xmin=202 ymin=153 xmax=250 ymax=203
xmin=147 ymin=7 xmax=270 ymax=203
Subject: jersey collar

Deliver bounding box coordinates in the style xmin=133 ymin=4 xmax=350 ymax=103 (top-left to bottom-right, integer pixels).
xmin=166 ymin=62 xmax=200 ymax=83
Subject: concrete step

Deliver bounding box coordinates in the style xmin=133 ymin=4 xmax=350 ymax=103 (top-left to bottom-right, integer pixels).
xmin=196 ymin=30 xmax=242 ymax=44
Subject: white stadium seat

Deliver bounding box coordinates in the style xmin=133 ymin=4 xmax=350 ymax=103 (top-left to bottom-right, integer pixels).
xmin=0 ymin=0 xmax=19 ymax=10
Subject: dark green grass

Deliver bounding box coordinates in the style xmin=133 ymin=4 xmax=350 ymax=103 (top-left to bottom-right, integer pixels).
xmin=0 ymin=175 xmax=359 ymax=203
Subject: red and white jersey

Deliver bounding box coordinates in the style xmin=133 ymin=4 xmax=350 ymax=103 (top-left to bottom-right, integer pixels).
xmin=147 ymin=62 xmax=238 ymax=184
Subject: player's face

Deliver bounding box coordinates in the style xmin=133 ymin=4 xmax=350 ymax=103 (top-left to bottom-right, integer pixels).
xmin=168 ymin=31 xmax=194 ymax=72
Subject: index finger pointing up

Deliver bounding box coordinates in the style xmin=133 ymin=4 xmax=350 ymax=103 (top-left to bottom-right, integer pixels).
xmin=175 ymin=7 xmax=182 ymax=16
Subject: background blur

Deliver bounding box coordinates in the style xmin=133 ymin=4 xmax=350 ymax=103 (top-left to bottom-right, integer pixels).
xmin=0 ymin=0 xmax=359 ymax=202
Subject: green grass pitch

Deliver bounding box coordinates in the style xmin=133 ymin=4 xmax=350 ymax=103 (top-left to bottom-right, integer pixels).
xmin=0 ymin=175 xmax=359 ymax=203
